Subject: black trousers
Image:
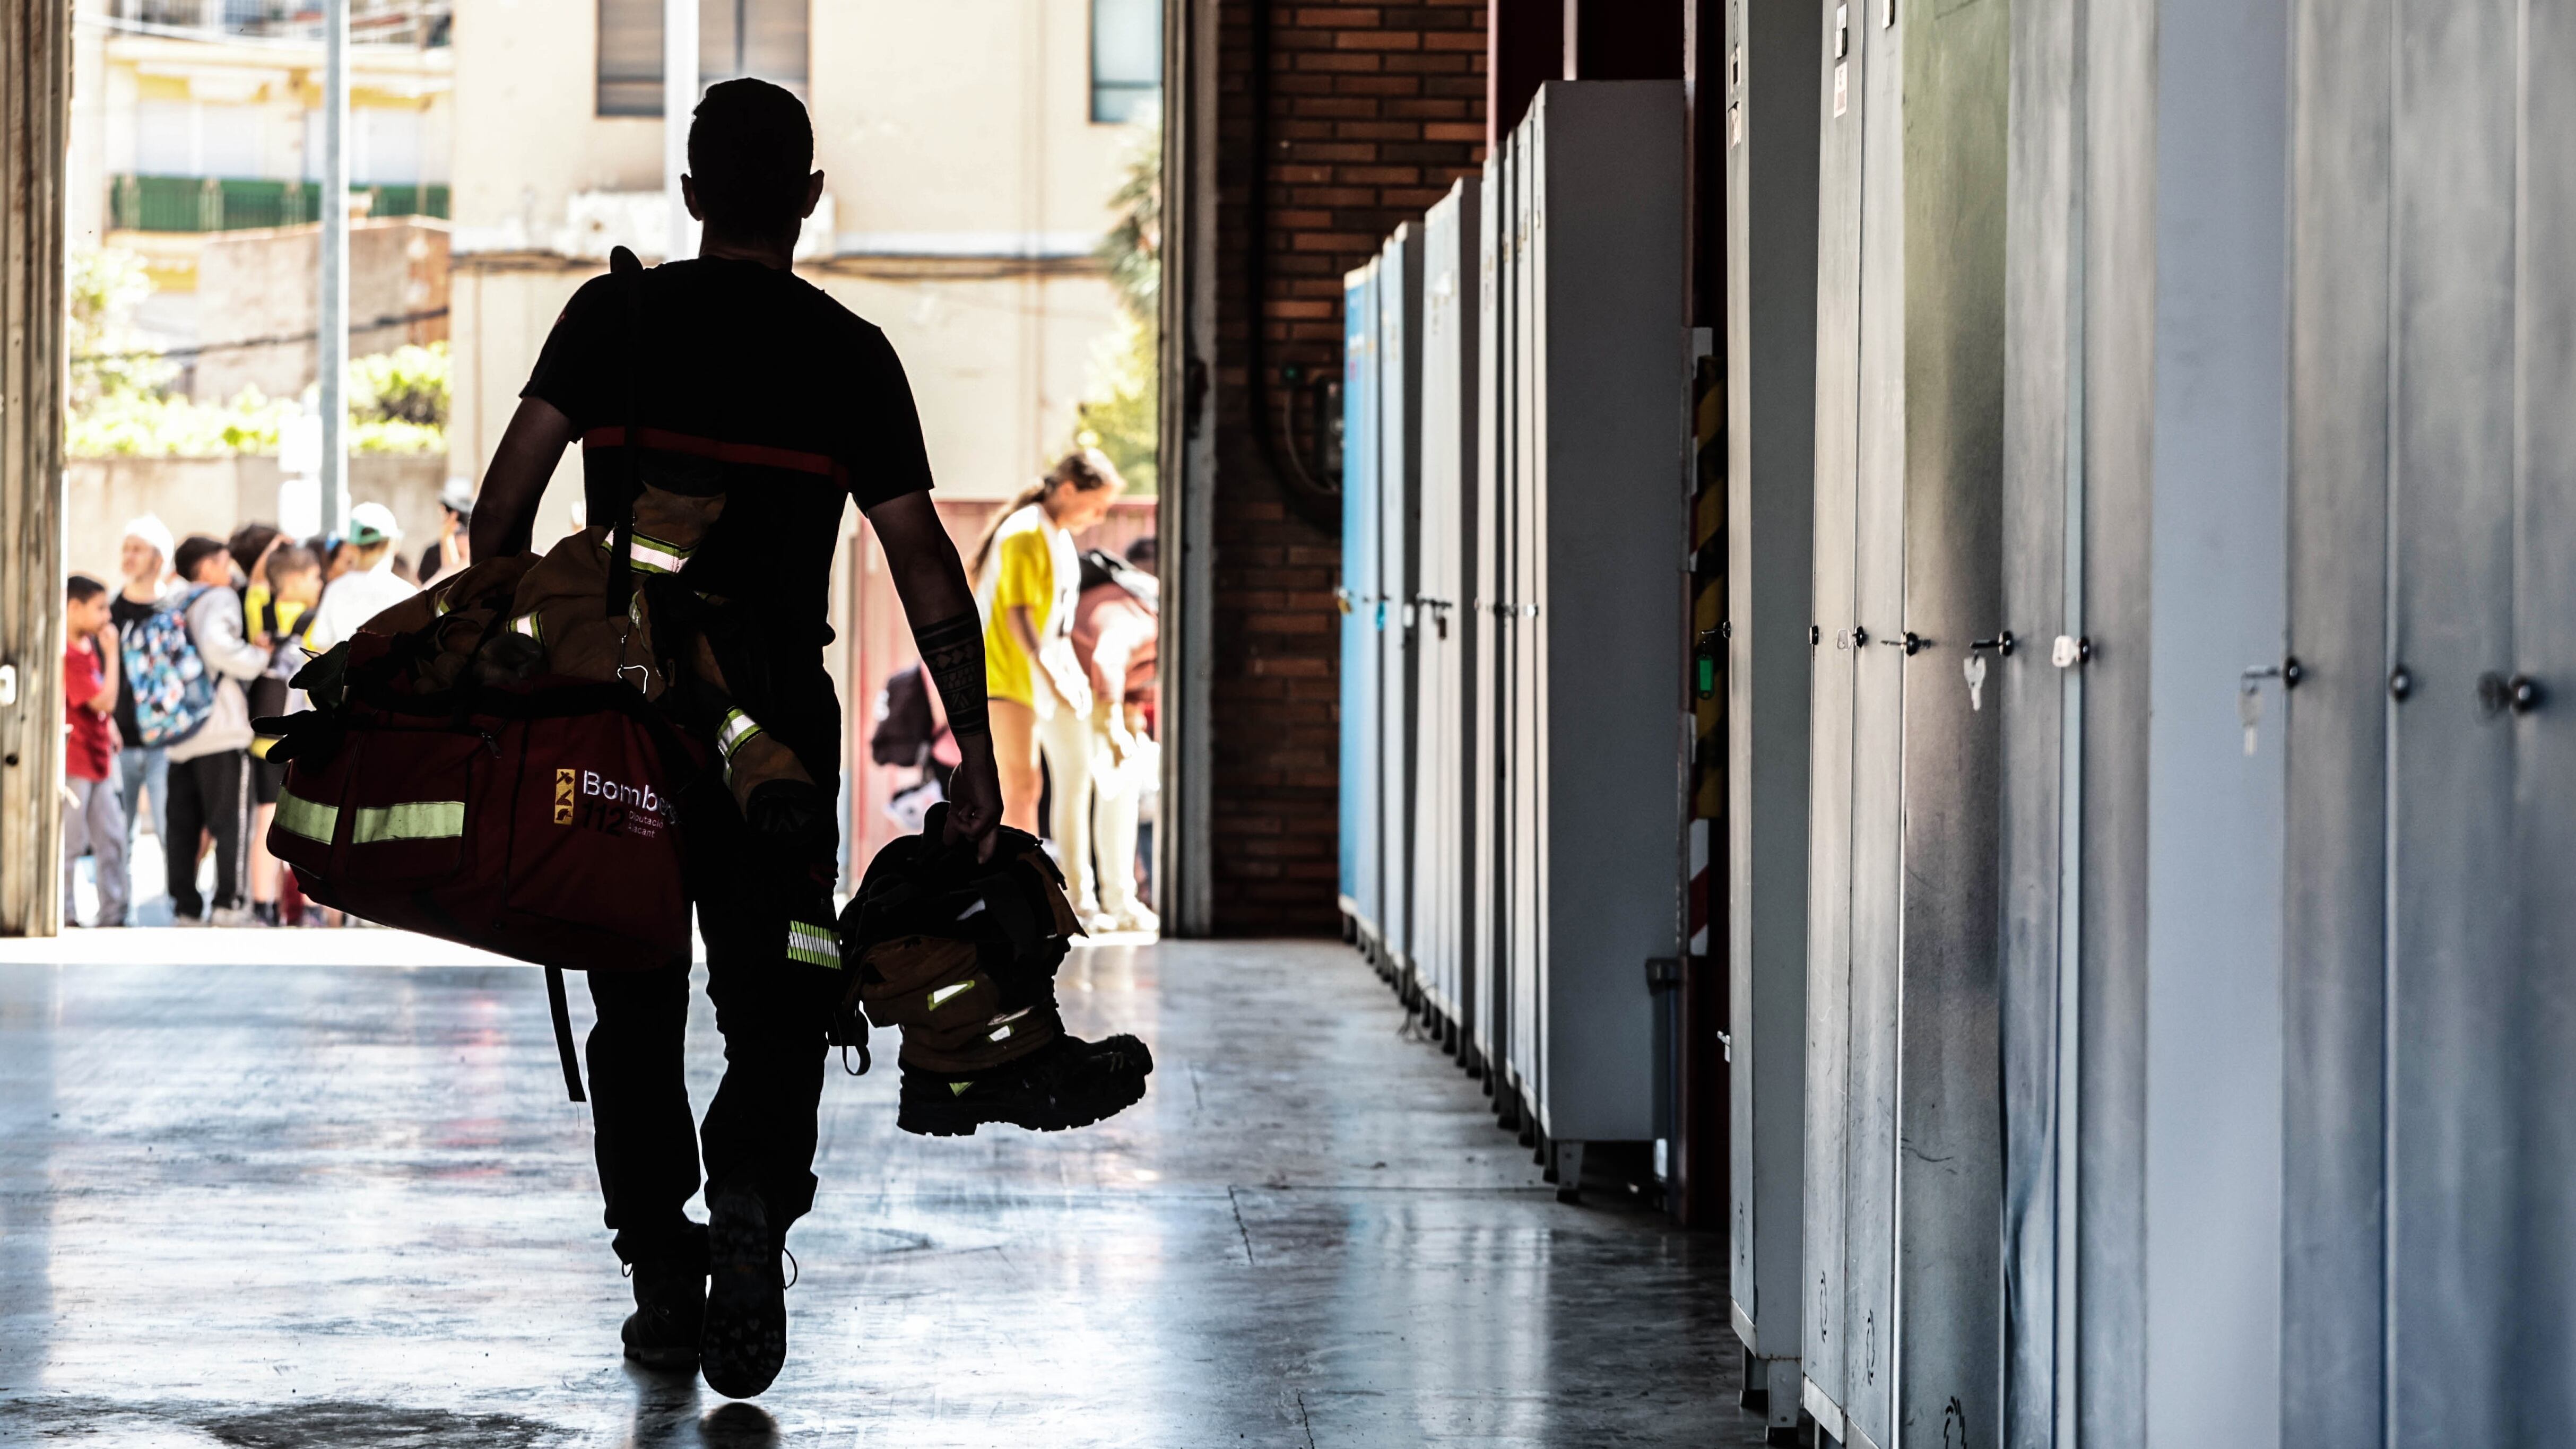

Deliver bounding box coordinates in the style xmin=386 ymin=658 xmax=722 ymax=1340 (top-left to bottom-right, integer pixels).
xmin=166 ymin=749 xmax=252 ymax=918
xmin=584 ymin=775 xmax=840 ymax=1265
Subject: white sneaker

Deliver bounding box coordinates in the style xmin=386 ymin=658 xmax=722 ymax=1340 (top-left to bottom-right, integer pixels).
xmin=211 ymin=905 xmax=257 ymax=928
xmin=172 ymin=914 xmax=209 ymax=928
xmin=1106 ymin=903 xmax=1160 ymax=935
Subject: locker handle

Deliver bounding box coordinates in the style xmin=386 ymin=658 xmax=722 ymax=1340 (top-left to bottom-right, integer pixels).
xmin=2477 ymin=671 xmax=2543 ymax=717
xmin=1876 ymin=631 xmax=1929 ymax=656
xmin=1970 ymin=632 xmax=2016 ymax=658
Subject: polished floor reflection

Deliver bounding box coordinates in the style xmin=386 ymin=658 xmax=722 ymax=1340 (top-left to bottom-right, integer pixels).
xmin=0 ymin=938 xmax=1759 ymax=1447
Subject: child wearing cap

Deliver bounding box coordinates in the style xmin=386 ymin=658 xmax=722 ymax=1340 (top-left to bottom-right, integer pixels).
xmin=306 ymin=501 xmax=417 ymax=653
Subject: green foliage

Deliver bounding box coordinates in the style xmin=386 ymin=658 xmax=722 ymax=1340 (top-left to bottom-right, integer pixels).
xmin=67 ymin=246 xmax=176 ymax=409
xmin=1078 ymin=310 xmax=1158 ymax=495
xmin=1073 ymin=122 xmax=1160 ymax=492
xmin=349 ymin=342 xmax=450 ymax=429
xmin=1097 ymin=120 xmax=1161 ymax=326
xmin=65 ymin=242 xmax=450 ymax=457
xmin=68 ymin=389 xmax=298 ymax=457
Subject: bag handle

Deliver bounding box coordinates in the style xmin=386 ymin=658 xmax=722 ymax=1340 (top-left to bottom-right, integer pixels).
xmin=607 ymin=245 xmax=646 ymax=621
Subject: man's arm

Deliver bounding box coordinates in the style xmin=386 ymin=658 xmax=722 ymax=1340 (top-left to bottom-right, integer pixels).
xmin=469 ymin=398 xmax=581 ymax=560
xmin=865 ymin=490 xmax=1001 ymax=857
xmin=92 ymin=625 xmax=119 ymax=712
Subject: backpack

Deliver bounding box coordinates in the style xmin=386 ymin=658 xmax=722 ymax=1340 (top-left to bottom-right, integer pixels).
xmin=122 ymin=585 xmax=216 ymax=748
xmin=869 ymin=662 xmax=935 ymax=767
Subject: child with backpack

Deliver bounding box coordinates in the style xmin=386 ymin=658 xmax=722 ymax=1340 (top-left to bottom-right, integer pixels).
xmin=62 ymin=575 xmax=128 ymax=927
xmin=142 ymin=535 xmax=273 ymax=924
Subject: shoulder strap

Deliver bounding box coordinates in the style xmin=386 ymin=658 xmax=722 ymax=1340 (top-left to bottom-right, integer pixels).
xmin=545 ymin=965 xmax=586 ymax=1103
xmin=606 ymin=245 xmax=645 ymax=621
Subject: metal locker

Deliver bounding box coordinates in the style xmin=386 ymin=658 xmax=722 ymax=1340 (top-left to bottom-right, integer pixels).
xmin=1516 ymin=79 xmax=1687 ymax=1154
xmin=1506 ymin=125 xmax=1541 ymax=1116
xmin=1997 ymin=5 xmax=2294 ymax=1447
xmin=1470 ymin=149 xmax=1512 ymax=1090
xmin=1723 ymin=0 xmax=1818 ymax=1429
xmin=1339 ymin=260 xmax=1383 ymax=952
xmin=2278 ymin=0 xmax=2573 ymax=1441
xmin=1802 ymin=1 xmax=2007 ymax=1444
xmin=1414 ymin=179 xmax=1481 ymax=1048
xmin=1378 ymin=224 xmax=1425 ymax=991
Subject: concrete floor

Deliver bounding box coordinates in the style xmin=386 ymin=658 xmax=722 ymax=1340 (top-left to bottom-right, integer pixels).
xmin=0 ymin=935 xmax=1766 ymax=1447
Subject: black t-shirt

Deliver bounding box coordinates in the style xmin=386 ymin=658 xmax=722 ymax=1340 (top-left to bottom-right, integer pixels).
xmin=521 ymin=256 xmax=934 ymax=633
xmin=109 ymin=593 xmax=159 ymax=748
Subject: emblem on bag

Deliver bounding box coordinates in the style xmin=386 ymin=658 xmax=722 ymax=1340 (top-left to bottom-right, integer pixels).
xmin=554 ymin=768 xmax=576 ymax=825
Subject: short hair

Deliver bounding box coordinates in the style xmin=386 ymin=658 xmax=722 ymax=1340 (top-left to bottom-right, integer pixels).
xmin=688 ymin=79 xmax=813 ymax=237
xmin=264 ymin=544 xmax=319 ymax=589
xmin=1124 ymin=535 xmax=1158 ymax=571
xmin=227 ymin=522 xmax=281 ymax=582
xmin=66 ymin=574 xmax=107 ymax=604
xmin=174 ymin=534 xmax=230 ymax=583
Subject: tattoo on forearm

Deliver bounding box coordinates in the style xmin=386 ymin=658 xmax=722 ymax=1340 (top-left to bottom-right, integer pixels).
xmin=915 ymin=612 xmax=990 ymax=739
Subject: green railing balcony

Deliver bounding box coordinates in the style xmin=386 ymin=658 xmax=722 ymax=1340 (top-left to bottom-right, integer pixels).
xmin=108 ymin=176 xmax=452 ymax=233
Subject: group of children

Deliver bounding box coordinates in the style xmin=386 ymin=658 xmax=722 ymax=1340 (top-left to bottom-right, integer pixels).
xmin=59 ymin=501 xmax=424 ymax=927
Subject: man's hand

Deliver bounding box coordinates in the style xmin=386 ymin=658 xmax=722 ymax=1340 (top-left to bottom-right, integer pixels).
xmin=944 ymin=734 xmax=1004 ymax=861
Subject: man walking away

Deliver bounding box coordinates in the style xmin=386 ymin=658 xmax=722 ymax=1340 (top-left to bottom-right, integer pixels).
xmin=110 ymin=515 xmax=174 ymax=868
xmin=63 ymin=575 xmax=128 ymax=927
xmin=306 ymin=502 xmax=415 ymax=651
xmin=464 ymin=79 xmax=1164 ymax=1402
xmin=163 ymin=535 xmax=270 ymax=926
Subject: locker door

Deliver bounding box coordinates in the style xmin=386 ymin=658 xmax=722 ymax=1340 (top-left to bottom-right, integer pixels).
xmin=1471 ymin=151 xmax=1506 ymax=1079
xmin=2385 ymin=2 xmax=2521 ymax=1440
xmin=1415 ymin=203 xmax=1455 ymax=1025
xmin=2513 ymin=4 xmax=2576 ymax=1428
xmin=2281 ymin=1 xmax=2391 ymax=1442
xmin=1801 ymin=0 xmax=1863 ymax=1426
xmin=1508 ymin=121 xmax=1542 ymax=1112
xmin=1341 ymin=263 xmax=1383 ymax=944
xmin=1417 ymin=181 xmax=1479 ymax=1036
xmin=1380 ymin=225 xmax=1423 ymax=984
xmin=1840 ymin=0 xmax=1907 ymax=1430
xmin=1725 ymin=0 xmax=1818 ymax=1420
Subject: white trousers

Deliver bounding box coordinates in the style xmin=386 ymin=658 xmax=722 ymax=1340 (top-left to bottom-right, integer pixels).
xmin=1037 ymin=702 xmax=1098 ymax=914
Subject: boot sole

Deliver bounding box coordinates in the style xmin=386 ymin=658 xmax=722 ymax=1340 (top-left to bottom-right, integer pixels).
xmin=896 ymin=1045 xmax=1155 ymax=1138
xmin=698 ymin=1207 xmax=785 ymax=1400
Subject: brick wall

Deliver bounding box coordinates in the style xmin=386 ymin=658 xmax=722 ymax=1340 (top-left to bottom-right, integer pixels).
xmin=1207 ymin=2 xmax=1489 ymax=935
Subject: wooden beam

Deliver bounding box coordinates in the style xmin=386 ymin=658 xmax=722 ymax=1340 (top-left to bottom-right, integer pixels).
xmin=0 ymin=0 xmax=70 ymax=936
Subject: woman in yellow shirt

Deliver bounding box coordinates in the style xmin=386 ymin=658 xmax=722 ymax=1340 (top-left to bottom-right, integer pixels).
xmin=969 ymin=448 xmax=1124 ymax=834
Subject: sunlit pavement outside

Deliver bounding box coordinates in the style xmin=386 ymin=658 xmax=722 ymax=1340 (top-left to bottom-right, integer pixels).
xmin=0 ymin=935 xmax=1749 ymax=1447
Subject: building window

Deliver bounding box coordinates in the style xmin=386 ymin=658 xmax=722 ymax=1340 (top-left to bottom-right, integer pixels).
xmin=599 ymin=0 xmax=810 ymax=118
xmin=1090 ymin=0 xmax=1160 ymax=125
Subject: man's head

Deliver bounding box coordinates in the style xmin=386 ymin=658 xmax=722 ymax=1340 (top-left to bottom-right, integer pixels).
xmin=66 ymin=574 xmax=110 ymax=636
xmin=1124 ymin=535 xmax=1158 ymax=577
xmin=684 ymin=79 xmax=823 ymax=248
xmin=174 ymin=534 xmax=232 ymax=588
xmin=266 ymin=544 xmax=323 ymax=608
xmin=119 ymin=514 xmax=174 ymax=588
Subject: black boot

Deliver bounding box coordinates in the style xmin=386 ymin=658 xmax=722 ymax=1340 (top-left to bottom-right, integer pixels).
xmin=699 ymin=1188 xmax=788 ymax=1400
xmin=620 ymin=1226 xmax=708 ymax=1372
xmin=896 ymin=1032 xmax=1155 ymax=1138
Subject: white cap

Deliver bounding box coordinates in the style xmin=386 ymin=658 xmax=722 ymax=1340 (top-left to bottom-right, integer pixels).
xmin=348 ymin=500 xmax=403 ymax=546
xmin=122 ymin=513 xmax=175 ymax=566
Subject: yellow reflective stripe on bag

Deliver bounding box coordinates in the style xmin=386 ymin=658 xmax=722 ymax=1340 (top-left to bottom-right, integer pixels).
xmin=274 ymin=789 xmax=340 ymax=844
xmin=508 ymin=611 xmax=543 ymax=644
xmin=351 ymin=800 xmax=467 ymax=845
xmin=599 ymin=529 xmax=693 ymax=576
xmin=785 ymin=921 xmax=839 ymax=968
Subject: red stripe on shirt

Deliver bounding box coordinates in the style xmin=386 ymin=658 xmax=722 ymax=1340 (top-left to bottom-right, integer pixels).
xmin=582 ymin=426 xmax=849 ymax=487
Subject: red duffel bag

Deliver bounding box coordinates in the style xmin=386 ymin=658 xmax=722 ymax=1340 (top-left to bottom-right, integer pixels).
xmin=263 ymin=630 xmax=702 ymax=1098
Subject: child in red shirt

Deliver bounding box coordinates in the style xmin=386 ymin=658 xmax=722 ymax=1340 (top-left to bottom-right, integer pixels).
xmin=63 ymin=575 xmax=128 ymax=927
